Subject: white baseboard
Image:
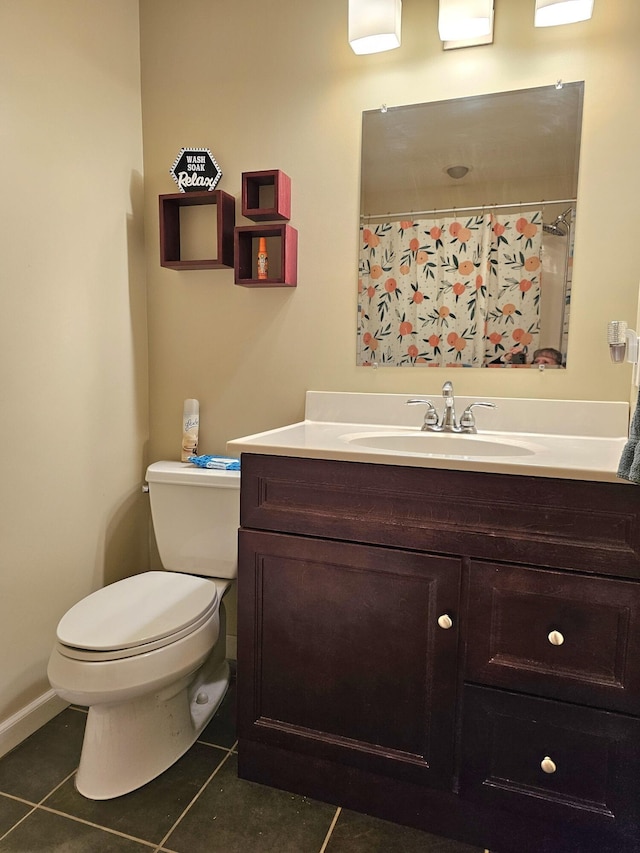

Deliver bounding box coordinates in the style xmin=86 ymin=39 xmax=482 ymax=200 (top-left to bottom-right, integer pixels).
xmin=0 ymin=690 xmax=68 ymax=759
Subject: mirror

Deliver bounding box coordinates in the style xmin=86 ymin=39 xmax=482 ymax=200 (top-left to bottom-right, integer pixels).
xmin=357 ymin=83 xmax=584 ymax=369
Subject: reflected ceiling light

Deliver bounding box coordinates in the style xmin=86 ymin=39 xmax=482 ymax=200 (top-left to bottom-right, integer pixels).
xmin=445 ymin=165 xmax=470 ymax=179
xmin=438 ymin=0 xmax=494 ymax=49
xmin=349 ymin=0 xmax=402 ymax=55
xmin=534 ymin=0 xmax=594 ymax=27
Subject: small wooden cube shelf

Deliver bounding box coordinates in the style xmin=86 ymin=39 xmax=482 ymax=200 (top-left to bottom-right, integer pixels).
xmin=159 ymin=190 xmax=235 ymax=270
xmin=242 ymin=170 xmax=291 ymax=222
xmin=234 ymin=224 xmax=298 ymax=288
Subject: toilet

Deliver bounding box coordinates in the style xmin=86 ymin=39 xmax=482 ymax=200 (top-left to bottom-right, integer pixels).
xmin=47 ymin=461 xmax=240 ymax=800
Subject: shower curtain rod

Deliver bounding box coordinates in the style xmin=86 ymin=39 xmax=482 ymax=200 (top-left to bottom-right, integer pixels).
xmin=360 ymin=198 xmax=577 ymax=222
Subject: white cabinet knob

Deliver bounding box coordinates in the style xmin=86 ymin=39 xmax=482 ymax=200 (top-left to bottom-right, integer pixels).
xmin=548 ymin=630 xmax=564 ymax=646
xmin=541 ymin=756 xmax=557 ymax=774
xmin=437 ymin=614 xmax=453 ymax=630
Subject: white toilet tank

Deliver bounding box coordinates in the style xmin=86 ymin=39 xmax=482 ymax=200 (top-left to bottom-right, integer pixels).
xmin=146 ymin=461 xmax=240 ymax=579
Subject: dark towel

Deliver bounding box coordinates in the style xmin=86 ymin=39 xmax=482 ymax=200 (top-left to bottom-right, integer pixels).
xmin=618 ymin=397 xmax=640 ymax=483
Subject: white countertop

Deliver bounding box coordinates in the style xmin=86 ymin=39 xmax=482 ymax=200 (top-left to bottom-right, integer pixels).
xmin=227 ymin=391 xmax=631 ymax=484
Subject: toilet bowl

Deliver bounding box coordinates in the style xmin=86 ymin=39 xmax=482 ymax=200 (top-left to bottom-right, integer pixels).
xmin=47 ymin=462 xmax=240 ymax=800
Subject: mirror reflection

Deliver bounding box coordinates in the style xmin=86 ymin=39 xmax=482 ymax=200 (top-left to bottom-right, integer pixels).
xmin=357 ymin=83 xmax=584 ymax=369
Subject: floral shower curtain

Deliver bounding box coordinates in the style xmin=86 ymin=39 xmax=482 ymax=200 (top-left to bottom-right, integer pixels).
xmin=357 ymin=211 xmax=543 ymax=367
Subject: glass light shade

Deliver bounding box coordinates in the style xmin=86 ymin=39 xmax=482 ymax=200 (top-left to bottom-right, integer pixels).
xmin=438 ymin=0 xmax=493 ymax=42
xmin=534 ymin=0 xmax=594 ymax=27
xmin=349 ymin=0 xmax=402 ymax=55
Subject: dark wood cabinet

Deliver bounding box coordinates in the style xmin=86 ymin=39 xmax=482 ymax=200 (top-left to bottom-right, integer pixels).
xmin=237 ymin=453 xmax=640 ymax=853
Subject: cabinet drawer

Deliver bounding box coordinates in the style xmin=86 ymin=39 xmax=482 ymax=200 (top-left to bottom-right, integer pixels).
xmin=465 ymin=561 xmax=640 ymax=713
xmin=461 ymin=685 xmax=640 ymax=846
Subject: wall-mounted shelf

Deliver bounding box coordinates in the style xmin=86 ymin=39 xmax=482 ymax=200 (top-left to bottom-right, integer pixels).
xmin=159 ymin=190 xmax=235 ymax=270
xmin=234 ymin=224 xmax=298 ymax=288
xmin=242 ymin=170 xmax=291 ymax=222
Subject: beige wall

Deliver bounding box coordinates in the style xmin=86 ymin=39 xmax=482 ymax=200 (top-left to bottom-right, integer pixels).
xmin=0 ymin=0 xmax=147 ymax=737
xmin=140 ymin=0 xmax=640 ymax=473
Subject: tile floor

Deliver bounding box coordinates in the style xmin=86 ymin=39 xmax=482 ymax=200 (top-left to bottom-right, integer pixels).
xmin=0 ymin=677 xmax=484 ymax=852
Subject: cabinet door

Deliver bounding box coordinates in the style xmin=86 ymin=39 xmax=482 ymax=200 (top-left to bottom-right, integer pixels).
xmin=466 ymin=561 xmax=640 ymax=713
xmin=238 ymin=530 xmax=461 ymax=789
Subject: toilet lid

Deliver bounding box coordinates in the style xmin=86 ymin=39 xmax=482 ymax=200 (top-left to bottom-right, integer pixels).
xmin=56 ymin=572 xmax=219 ymax=652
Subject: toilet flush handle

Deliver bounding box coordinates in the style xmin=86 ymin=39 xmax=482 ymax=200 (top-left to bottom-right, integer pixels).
xmin=142 ymin=483 xmax=149 ymax=494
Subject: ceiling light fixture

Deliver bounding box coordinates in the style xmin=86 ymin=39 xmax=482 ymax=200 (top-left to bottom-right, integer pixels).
xmin=438 ymin=0 xmax=494 ymax=49
xmin=534 ymin=0 xmax=594 ymax=27
xmin=349 ymin=0 xmax=402 ymax=55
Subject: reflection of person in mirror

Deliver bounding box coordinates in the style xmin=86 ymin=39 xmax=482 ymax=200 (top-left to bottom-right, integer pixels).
xmin=489 ymin=345 xmax=563 ymax=367
xmin=532 ymin=347 xmax=563 ymax=366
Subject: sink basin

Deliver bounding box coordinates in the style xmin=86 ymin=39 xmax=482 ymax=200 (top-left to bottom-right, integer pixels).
xmin=343 ymin=431 xmax=539 ymax=458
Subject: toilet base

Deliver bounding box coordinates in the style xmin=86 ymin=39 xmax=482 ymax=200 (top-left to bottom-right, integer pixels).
xmin=75 ymin=651 xmax=230 ymax=800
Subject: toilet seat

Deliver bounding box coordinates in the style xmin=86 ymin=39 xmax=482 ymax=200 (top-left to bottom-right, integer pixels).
xmin=56 ymin=572 xmax=220 ymax=662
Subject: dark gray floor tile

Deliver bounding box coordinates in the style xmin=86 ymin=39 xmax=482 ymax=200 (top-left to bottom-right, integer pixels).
xmin=326 ymin=809 xmax=484 ymax=853
xmin=0 ymin=808 xmax=151 ymax=852
xmin=165 ymin=753 xmax=336 ymax=853
xmin=0 ymin=710 xmax=85 ymax=802
xmin=44 ymin=741 xmax=227 ymax=845
xmin=198 ymin=681 xmax=236 ymax=749
xmin=0 ymin=795 xmax=32 ymax=837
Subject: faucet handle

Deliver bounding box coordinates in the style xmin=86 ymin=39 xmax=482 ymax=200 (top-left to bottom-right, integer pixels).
xmin=407 ymin=398 xmax=439 ymax=430
xmin=459 ymin=402 xmax=496 ymax=433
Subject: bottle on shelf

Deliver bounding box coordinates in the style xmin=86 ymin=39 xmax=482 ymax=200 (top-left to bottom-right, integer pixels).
xmin=257 ymin=237 xmax=268 ymax=281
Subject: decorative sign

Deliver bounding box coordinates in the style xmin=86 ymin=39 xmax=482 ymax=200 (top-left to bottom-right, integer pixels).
xmin=169 ymin=147 xmax=222 ymax=193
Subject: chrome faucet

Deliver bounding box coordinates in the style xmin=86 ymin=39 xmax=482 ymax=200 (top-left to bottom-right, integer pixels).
xmin=440 ymin=381 xmax=457 ymax=431
xmin=407 ymin=382 xmax=496 ymax=434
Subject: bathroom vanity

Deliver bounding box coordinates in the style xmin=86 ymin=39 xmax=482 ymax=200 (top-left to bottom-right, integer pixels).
xmin=229 ymin=392 xmax=640 ymax=853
